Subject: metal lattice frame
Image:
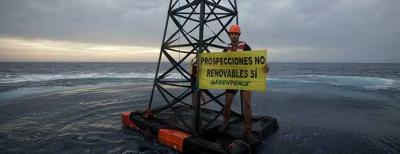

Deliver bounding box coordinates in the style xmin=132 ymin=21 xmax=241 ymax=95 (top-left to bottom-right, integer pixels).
xmin=148 ymin=0 xmax=239 ymax=136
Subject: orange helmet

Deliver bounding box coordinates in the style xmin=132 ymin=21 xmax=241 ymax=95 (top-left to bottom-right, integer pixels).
xmin=229 ymin=24 xmax=241 ymax=34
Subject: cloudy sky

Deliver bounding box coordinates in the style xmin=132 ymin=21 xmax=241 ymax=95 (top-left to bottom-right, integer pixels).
xmin=0 ymin=0 xmax=399 ymax=62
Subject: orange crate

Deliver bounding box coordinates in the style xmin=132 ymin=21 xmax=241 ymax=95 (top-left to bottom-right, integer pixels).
xmin=158 ymin=129 xmax=191 ymax=152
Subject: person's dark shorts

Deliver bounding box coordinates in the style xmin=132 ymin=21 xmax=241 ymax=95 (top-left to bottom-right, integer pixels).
xmin=226 ymin=89 xmax=251 ymax=95
xmin=226 ymin=89 xmax=238 ymax=95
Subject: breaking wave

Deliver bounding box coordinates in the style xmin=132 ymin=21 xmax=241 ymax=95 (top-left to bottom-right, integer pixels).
xmin=1 ymin=73 xmax=399 ymax=91
xmin=269 ymin=75 xmax=400 ymax=90
xmin=0 ymin=72 xmax=185 ymax=83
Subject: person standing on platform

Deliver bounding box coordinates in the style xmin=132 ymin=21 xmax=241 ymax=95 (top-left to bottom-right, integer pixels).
xmin=222 ymin=24 xmax=270 ymax=141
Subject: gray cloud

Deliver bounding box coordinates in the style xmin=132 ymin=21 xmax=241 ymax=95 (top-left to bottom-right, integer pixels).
xmin=239 ymin=0 xmax=400 ymax=62
xmin=0 ymin=0 xmax=399 ymax=62
xmin=0 ymin=0 xmax=168 ymax=46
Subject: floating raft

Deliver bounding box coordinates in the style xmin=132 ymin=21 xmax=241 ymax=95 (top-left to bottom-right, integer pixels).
xmin=121 ymin=105 xmax=278 ymax=154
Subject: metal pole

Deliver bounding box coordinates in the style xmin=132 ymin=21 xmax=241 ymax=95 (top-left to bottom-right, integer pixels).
xmin=149 ymin=0 xmax=173 ymax=109
xmin=194 ymin=0 xmax=206 ymax=136
xmin=234 ymin=0 xmax=238 ymax=24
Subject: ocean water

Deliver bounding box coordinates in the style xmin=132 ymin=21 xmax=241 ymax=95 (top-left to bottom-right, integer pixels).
xmin=0 ymin=62 xmax=399 ymax=153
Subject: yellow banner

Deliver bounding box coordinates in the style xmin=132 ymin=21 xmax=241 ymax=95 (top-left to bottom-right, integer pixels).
xmin=199 ymin=50 xmax=267 ymax=92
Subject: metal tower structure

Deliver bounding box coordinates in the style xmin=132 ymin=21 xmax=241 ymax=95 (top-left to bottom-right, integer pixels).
xmin=148 ymin=0 xmax=239 ymax=136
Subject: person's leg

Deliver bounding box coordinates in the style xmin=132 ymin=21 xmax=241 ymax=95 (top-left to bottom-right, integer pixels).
xmin=241 ymin=90 xmax=253 ymax=138
xmin=223 ymin=90 xmax=237 ymax=131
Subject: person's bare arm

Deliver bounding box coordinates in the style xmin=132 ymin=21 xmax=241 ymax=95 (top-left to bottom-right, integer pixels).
xmin=264 ymin=64 xmax=270 ymax=73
